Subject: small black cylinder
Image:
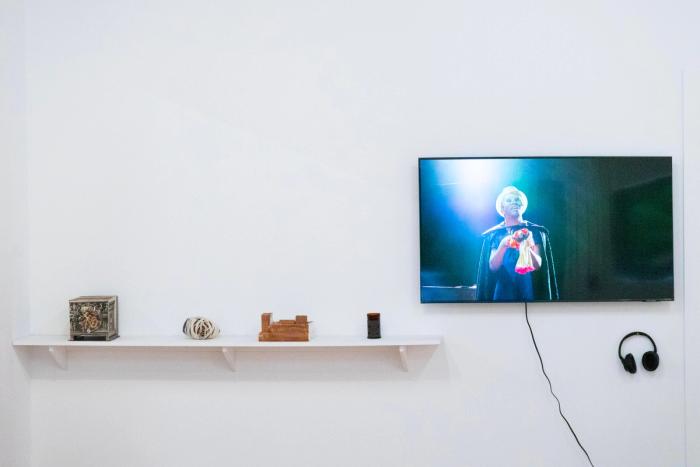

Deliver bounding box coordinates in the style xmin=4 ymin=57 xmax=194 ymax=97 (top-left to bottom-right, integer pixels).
xmin=367 ymin=312 xmax=381 ymax=339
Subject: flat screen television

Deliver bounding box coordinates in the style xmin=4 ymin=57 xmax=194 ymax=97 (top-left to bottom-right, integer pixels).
xmin=419 ymin=157 xmax=674 ymax=303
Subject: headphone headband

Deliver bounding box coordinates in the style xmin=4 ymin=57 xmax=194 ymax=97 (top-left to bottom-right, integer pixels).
xmin=618 ymin=331 xmax=657 ymax=360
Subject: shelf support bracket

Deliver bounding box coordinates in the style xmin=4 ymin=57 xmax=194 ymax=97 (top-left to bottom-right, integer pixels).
xmin=48 ymin=346 xmax=67 ymax=370
xmin=221 ymin=347 xmax=236 ymax=372
xmin=398 ymin=345 xmax=408 ymax=372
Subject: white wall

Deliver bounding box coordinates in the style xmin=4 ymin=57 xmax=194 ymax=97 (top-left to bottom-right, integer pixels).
xmin=0 ymin=0 xmax=31 ymax=466
xmin=19 ymin=1 xmax=699 ymax=466
xmin=684 ymin=71 xmax=700 ymax=466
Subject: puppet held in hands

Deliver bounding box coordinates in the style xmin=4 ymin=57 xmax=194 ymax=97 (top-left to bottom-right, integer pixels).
xmin=505 ymin=228 xmax=536 ymax=275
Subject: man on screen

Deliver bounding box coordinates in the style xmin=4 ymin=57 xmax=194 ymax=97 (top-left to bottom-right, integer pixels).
xmin=475 ymin=186 xmax=559 ymax=301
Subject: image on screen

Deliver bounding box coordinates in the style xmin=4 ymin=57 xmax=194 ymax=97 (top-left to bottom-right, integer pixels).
xmin=419 ymin=157 xmax=674 ymax=303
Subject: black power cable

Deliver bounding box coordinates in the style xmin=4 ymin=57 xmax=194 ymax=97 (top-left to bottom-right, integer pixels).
xmin=524 ymin=302 xmax=595 ymax=467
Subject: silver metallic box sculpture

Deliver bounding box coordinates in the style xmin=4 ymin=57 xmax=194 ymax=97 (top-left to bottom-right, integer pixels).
xmin=69 ymin=296 xmax=119 ymax=341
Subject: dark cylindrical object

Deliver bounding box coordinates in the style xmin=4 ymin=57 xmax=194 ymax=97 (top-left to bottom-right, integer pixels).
xmin=367 ymin=312 xmax=381 ymax=339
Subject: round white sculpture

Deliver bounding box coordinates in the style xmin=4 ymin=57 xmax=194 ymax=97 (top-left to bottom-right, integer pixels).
xmin=182 ymin=317 xmax=221 ymax=340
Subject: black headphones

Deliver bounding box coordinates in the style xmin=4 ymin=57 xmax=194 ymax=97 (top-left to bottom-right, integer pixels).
xmin=618 ymin=331 xmax=659 ymax=374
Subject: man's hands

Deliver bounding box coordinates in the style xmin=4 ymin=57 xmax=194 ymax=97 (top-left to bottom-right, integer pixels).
xmin=499 ymin=228 xmax=530 ymax=250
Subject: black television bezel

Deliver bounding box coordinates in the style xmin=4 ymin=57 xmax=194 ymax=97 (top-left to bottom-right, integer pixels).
xmin=418 ymin=155 xmax=675 ymax=304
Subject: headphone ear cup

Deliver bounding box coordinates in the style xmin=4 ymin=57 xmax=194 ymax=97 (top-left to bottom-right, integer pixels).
xmin=622 ymin=353 xmax=637 ymax=374
xmin=642 ymin=351 xmax=659 ymax=371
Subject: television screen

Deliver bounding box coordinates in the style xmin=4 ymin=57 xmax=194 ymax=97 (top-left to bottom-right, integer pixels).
xmin=419 ymin=157 xmax=674 ymax=303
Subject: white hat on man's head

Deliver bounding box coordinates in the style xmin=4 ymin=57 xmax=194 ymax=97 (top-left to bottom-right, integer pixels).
xmin=496 ymin=186 xmax=528 ymax=217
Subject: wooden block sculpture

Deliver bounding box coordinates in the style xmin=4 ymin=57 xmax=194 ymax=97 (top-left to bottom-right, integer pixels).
xmin=258 ymin=313 xmax=309 ymax=342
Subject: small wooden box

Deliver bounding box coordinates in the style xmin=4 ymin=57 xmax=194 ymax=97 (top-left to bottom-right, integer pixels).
xmin=69 ymin=296 xmax=119 ymax=341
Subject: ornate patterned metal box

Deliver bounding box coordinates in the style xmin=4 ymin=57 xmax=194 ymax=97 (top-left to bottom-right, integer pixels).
xmin=69 ymin=296 xmax=119 ymax=341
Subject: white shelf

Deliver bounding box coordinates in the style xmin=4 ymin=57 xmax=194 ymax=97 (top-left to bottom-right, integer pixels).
xmin=12 ymin=335 xmax=442 ymax=371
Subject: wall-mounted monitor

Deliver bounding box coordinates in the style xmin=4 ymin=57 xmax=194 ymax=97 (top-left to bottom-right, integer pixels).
xmin=419 ymin=157 xmax=674 ymax=303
